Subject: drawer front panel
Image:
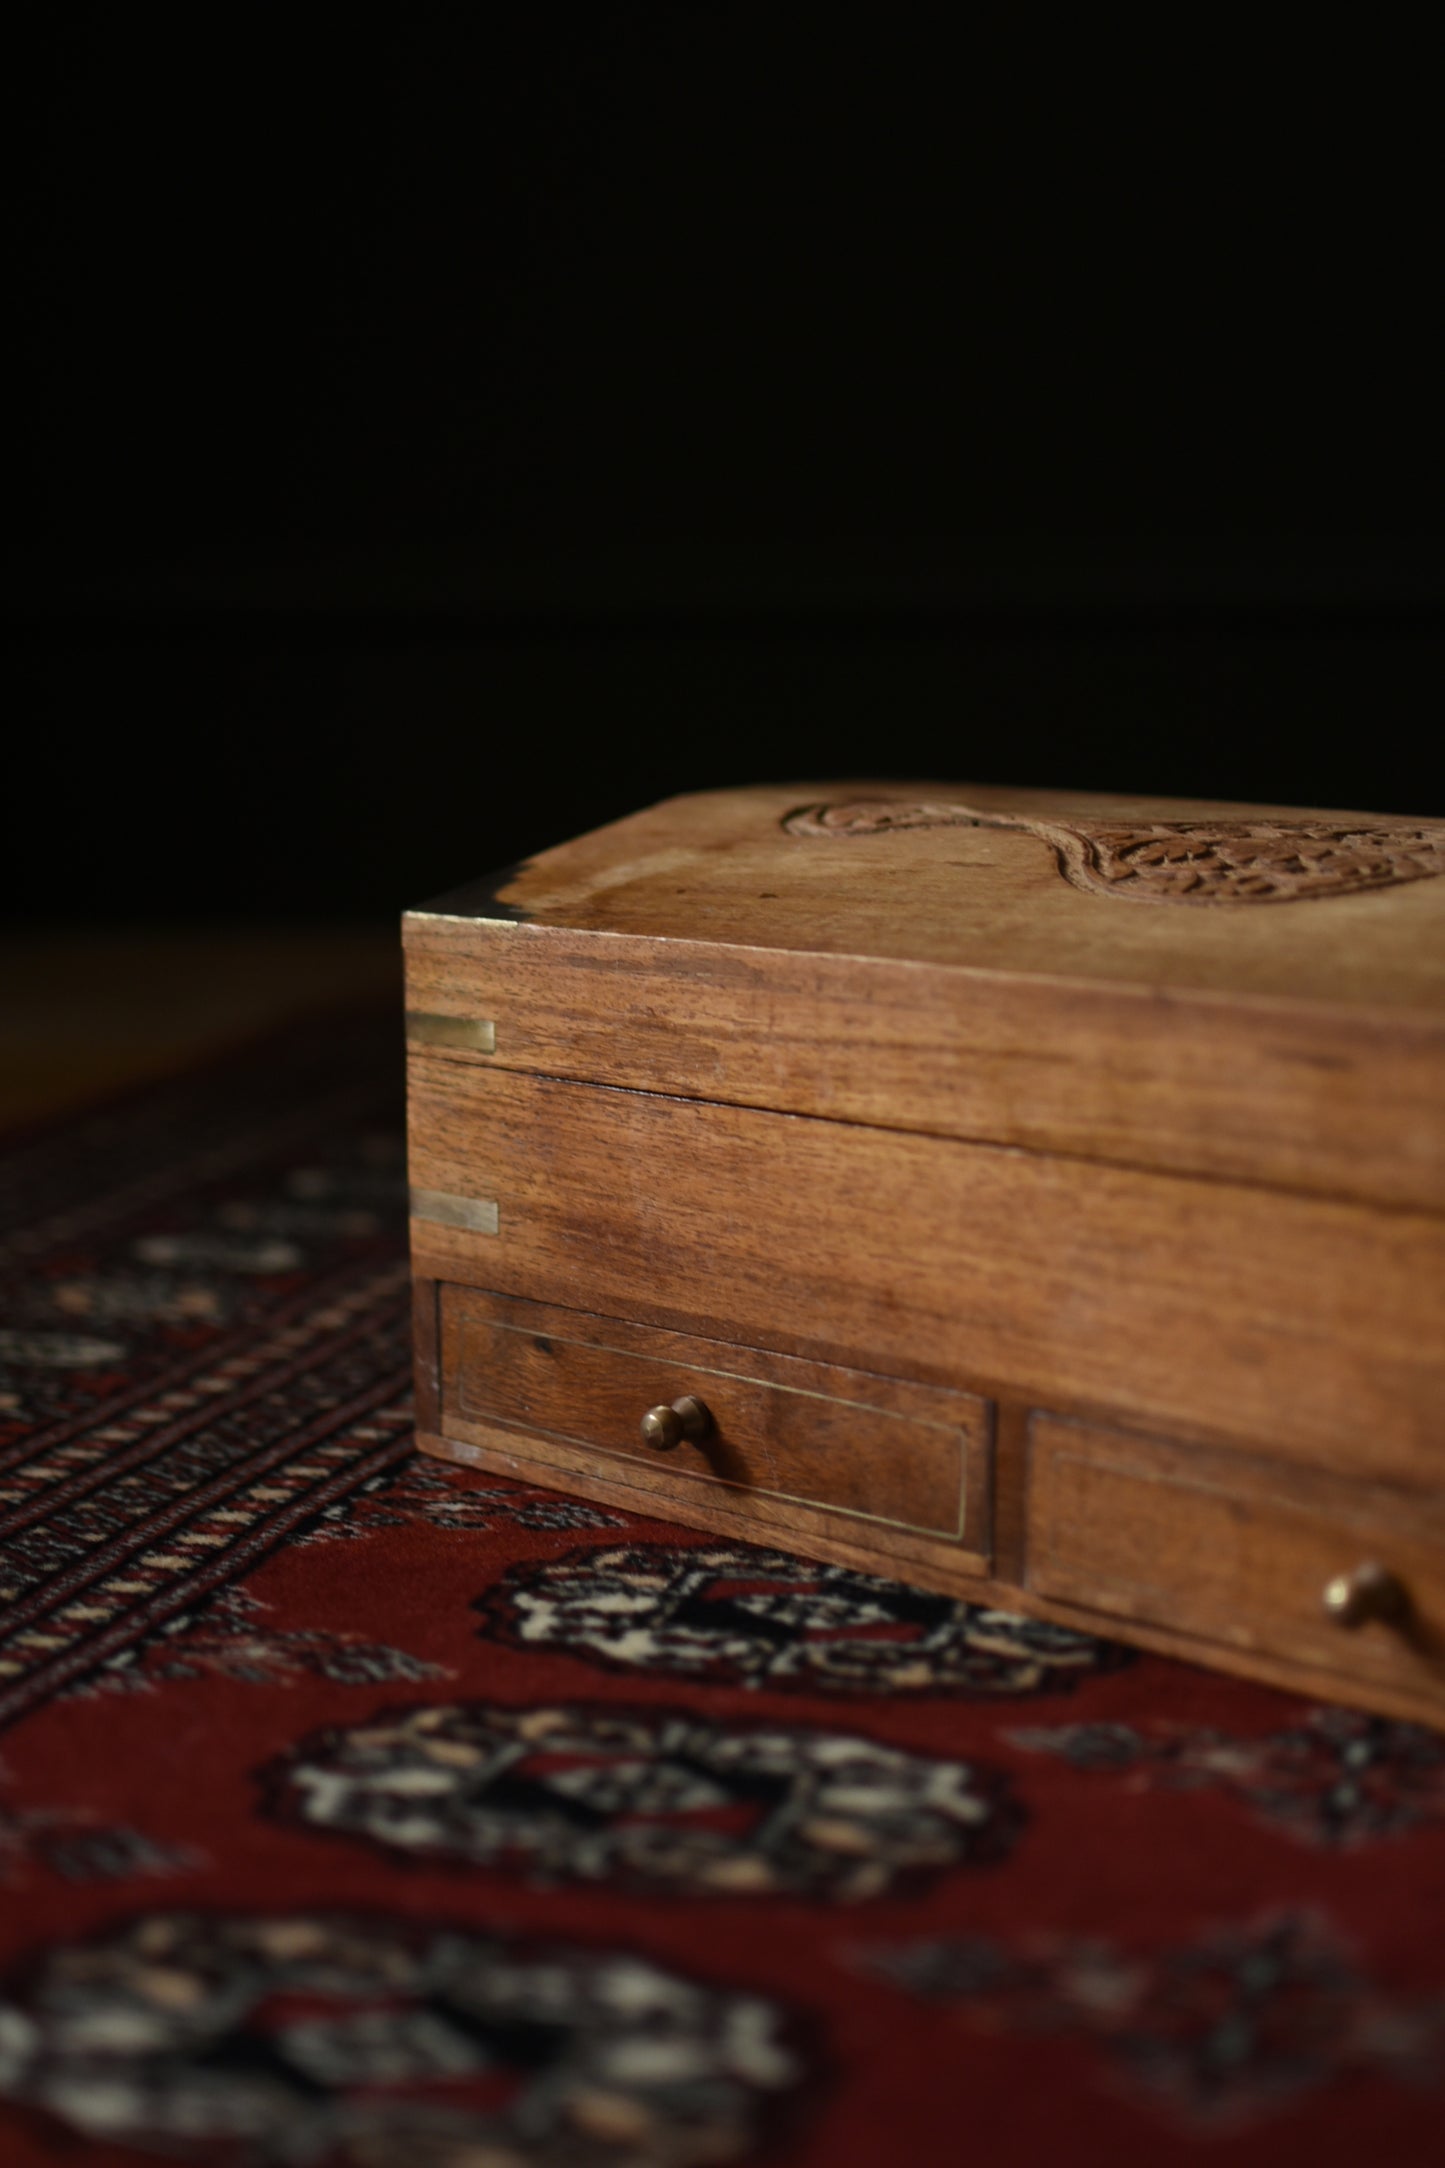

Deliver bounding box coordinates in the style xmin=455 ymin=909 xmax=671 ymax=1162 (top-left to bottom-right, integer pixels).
xmin=1027 ymin=1413 xmax=1445 ymax=1691
xmin=407 ymin=1056 xmax=1445 ymax=1482
xmin=439 ymin=1286 xmax=989 ymax=1550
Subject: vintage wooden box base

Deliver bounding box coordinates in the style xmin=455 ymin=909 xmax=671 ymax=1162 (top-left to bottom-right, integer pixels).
xmin=403 ymin=781 xmax=1445 ymax=1725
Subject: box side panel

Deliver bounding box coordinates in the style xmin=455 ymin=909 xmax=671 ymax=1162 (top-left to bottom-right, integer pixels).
xmin=406 ymin=1057 xmax=1445 ymax=1486
xmin=404 ymin=918 xmax=1445 ymax=1212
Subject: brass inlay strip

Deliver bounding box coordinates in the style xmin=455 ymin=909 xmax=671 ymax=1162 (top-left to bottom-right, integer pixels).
xmin=407 ymin=1011 xmax=496 ymax=1053
xmin=410 ymin=1187 xmax=500 ymax=1235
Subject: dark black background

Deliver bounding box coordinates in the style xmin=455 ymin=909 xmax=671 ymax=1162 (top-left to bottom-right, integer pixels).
xmin=8 ymin=9 xmax=1443 ymax=923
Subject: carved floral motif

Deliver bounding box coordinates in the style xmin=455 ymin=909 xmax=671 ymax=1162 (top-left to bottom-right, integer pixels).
xmin=782 ymin=799 xmax=1445 ymax=904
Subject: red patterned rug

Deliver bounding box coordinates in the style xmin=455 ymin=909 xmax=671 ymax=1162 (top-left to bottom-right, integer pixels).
xmin=2 ymin=1007 xmax=1443 ymax=2167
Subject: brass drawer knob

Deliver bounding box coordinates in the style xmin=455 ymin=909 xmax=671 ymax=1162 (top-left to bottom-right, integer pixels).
xmin=1322 ymin=1562 xmax=1408 ymax=1631
xmin=640 ymin=1395 xmax=712 ymax=1451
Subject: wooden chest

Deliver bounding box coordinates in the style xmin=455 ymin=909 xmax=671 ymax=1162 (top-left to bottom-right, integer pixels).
xmin=404 ymin=781 xmax=1445 ymax=1723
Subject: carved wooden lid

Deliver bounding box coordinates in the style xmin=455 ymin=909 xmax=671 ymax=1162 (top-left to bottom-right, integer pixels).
xmin=413 ymin=781 xmax=1445 ymax=1015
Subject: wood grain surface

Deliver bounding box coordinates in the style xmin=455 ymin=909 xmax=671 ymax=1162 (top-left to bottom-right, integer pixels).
xmin=408 ymin=1056 xmax=1445 ymax=1485
xmin=405 ymin=920 xmax=1445 ymax=1210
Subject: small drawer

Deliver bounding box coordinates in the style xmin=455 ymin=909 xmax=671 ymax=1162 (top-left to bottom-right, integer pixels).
xmin=437 ymin=1286 xmax=992 ymax=1564
xmin=1027 ymin=1413 xmax=1445 ymax=1692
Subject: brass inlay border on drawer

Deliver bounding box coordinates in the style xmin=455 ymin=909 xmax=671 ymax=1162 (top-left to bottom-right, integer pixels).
xmin=410 ymin=1187 xmax=500 ymax=1235
xmin=407 ymin=1011 xmax=497 ymax=1052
